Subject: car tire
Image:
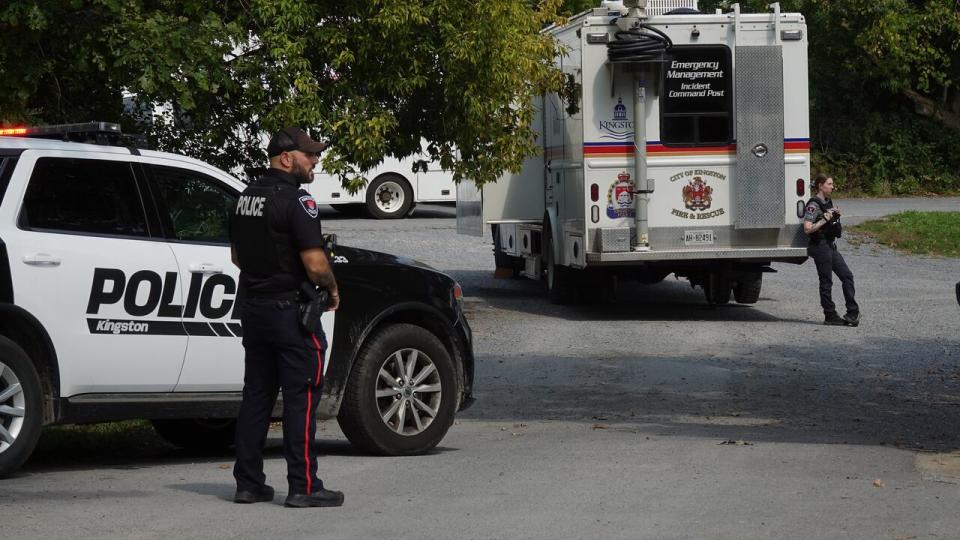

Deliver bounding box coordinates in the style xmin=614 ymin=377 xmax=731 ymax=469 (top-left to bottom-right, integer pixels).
xmin=151 ymin=418 xmax=237 ymax=450
xmin=365 ymin=174 xmax=413 ymax=219
xmin=734 ymin=272 xmax=763 ymax=304
xmin=0 ymin=336 xmax=43 ymax=478
xmin=338 ymin=324 xmax=457 ymax=455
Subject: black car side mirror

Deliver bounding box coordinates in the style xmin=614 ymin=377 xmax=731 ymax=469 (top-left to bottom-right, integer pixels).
xmin=323 ymin=233 xmax=338 ymax=253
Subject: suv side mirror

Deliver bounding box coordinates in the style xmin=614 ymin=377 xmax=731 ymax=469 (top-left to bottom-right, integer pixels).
xmin=323 ymin=233 xmax=338 ymax=253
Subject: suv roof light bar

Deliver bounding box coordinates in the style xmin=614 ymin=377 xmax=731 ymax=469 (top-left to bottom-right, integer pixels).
xmin=0 ymin=122 xmax=150 ymax=151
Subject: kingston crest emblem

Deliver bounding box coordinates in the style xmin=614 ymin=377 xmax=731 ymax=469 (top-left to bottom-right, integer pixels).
xmin=682 ymin=176 xmax=713 ymax=211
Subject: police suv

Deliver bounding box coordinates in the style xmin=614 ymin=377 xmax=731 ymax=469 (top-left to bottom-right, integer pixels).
xmin=0 ymin=123 xmax=474 ymax=477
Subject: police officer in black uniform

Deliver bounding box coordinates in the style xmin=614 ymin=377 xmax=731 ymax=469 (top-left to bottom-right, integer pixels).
xmin=229 ymin=127 xmax=344 ymax=508
xmin=803 ymin=173 xmax=860 ymax=326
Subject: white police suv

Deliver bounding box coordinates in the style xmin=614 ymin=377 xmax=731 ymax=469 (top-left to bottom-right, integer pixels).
xmin=0 ymin=123 xmax=474 ymax=477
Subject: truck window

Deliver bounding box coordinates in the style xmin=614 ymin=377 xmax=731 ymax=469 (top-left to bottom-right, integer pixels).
xmin=146 ymin=164 xmax=237 ymax=244
xmin=660 ymin=45 xmax=733 ymax=146
xmin=20 ymin=158 xmax=149 ymax=237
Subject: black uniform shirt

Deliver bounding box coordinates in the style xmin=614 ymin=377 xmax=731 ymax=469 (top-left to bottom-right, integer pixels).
xmin=803 ymin=195 xmax=840 ymax=243
xmin=231 ymin=168 xmax=324 ymax=298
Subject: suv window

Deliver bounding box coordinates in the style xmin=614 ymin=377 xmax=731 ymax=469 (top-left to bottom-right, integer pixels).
xmin=660 ymin=45 xmax=733 ymax=146
xmin=21 ymin=158 xmax=149 ymax=237
xmin=147 ymin=165 xmax=237 ymax=244
xmin=0 ymin=157 xmax=18 ymax=206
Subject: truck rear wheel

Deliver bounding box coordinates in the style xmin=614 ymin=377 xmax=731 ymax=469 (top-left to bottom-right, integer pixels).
xmin=734 ymin=273 xmax=763 ymax=304
xmin=704 ymin=274 xmax=731 ymax=305
xmin=0 ymin=336 xmax=43 ymax=478
xmin=366 ymin=174 xmax=413 ymax=219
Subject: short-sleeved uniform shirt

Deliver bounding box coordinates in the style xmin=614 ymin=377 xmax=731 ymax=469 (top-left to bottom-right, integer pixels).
xmin=231 ymin=168 xmax=324 ymax=298
xmin=803 ymin=196 xmax=831 ymax=224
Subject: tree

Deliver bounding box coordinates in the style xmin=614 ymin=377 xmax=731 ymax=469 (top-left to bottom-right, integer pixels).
xmin=0 ymin=0 xmax=566 ymax=189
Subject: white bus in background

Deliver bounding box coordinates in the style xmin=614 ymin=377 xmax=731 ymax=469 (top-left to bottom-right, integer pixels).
xmin=308 ymin=151 xmax=457 ymax=219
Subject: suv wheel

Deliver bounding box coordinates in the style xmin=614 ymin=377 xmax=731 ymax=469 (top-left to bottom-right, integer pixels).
xmin=151 ymin=418 xmax=237 ymax=450
xmin=338 ymin=324 xmax=457 ymax=455
xmin=0 ymin=336 xmax=43 ymax=478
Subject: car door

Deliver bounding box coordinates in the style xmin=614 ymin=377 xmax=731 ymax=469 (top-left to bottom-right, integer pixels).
xmin=1 ymin=152 xmax=187 ymax=395
xmin=140 ymin=162 xmax=246 ymax=391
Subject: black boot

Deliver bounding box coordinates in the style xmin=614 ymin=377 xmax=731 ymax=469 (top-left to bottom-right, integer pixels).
xmin=843 ymin=312 xmax=860 ymax=327
xmin=234 ymin=484 xmax=275 ymax=504
xmin=285 ymin=488 xmax=345 ymax=508
xmin=823 ymin=313 xmax=846 ymax=326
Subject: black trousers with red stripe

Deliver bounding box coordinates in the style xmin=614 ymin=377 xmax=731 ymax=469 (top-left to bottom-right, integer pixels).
xmin=234 ymin=298 xmax=327 ymax=496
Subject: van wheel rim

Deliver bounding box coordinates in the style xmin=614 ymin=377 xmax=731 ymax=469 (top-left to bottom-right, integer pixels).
xmin=0 ymin=361 xmax=26 ymax=454
xmin=375 ymin=348 xmax=441 ymax=436
xmin=375 ymin=181 xmax=405 ymax=213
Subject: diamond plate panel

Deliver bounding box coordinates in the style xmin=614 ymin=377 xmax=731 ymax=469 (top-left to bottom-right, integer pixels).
xmin=735 ymin=46 xmax=785 ymax=229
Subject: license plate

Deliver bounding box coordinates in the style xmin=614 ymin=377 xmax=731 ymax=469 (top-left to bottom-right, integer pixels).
xmin=684 ymin=230 xmax=715 ymax=246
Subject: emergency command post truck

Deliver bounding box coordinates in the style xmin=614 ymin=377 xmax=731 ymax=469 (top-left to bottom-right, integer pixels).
xmin=458 ymin=0 xmax=811 ymax=304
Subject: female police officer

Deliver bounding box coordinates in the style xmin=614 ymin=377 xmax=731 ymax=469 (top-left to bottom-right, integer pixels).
xmin=803 ymin=173 xmax=860 ymax=326
xmin=230 ymin=127 xmax=344 ymax=508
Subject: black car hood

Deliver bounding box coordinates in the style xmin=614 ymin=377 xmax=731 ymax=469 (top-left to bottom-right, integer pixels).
xmin=332 ymin=244 xmax=443 ymax=274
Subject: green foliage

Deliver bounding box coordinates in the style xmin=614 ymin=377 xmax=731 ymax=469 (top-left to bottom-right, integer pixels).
xmin=704 ymin=0 xmax=960 ymax=195
xmin=0 ymin=0 xmax=566 ymax=190
xmin=853 ymin=211 xmax=960 ymax=257
xmin=3 ymin=1 xmax=959 ymax=194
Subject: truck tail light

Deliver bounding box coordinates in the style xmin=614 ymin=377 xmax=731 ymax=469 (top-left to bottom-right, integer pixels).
xmin=796 ymin=178 xmax=805 ymax=197
xmin=590 ymin=183 xmax=599 ymax=202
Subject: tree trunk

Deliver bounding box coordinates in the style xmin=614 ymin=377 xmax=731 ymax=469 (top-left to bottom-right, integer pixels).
xmin=903 ymin=88 xmax=960 ymax=132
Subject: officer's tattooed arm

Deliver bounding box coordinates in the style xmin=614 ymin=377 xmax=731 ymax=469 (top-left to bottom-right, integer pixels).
xmin=300 ymin=248 xmax=340 ymax=311
xmin=802 ymin=203 xmax=833 ymax=235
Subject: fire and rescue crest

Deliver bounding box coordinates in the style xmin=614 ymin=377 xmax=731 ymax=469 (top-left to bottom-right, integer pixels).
xmin=669 ymin=169 xmax=727 ymax=221
xmin=606 ymin=172 xmax=636 ymax=218
xmin=681 ymin=176 xmax=713 ymax=211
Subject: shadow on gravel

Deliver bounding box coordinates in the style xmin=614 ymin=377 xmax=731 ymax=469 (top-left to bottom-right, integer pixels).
xmin=454 ymin=269 xmax=811 ymax=324
xmin=464 ymin=336 xmax=960 ymax=452
xmin=19 ymin=429 xmax=364 ymax=476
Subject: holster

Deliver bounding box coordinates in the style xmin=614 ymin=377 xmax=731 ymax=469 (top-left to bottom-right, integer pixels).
xmin=298 ymin=282 xmax=330 ymax=333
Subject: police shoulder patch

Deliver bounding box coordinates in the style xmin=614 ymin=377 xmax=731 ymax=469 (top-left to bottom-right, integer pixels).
xmin=299 ymin=195 xmax=319 ymax=218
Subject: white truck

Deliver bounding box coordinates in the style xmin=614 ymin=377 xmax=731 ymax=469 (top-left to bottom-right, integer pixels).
xmin=309 ymin=148 xmax=456 ymax=219
xmin=459 ymin=0 xmax=811 ymax=304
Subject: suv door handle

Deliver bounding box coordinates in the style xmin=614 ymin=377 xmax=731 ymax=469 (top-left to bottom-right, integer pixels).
xmin=23 ymin=253 xmax=61 ymax=267
xmin=188 ymin=263 xmax=224 ymax=274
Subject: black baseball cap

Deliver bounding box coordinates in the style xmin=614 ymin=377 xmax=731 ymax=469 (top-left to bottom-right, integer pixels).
xmin=267 ymin=127 xmax=328 ymax=157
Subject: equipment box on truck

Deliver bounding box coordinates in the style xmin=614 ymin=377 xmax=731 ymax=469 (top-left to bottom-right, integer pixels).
xmin=458 ymin=1 xmax=810 ymax=304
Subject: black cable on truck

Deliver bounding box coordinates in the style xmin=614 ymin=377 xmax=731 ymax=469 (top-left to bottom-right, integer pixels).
xmin=606 ymin=24 xmax=673 ymax=64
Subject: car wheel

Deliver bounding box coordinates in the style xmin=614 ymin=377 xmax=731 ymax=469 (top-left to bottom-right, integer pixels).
xmin=338 ymin=324 xmax=457 ymax=455
xmin=151 ymin=418 xmax=237 ymax=450
xmin=734 ymin=272 xmax=763 ymax=304
xmin=0 ymin=336 xmax=43 ymax=478
xmin=366 ymin=174 xmax=413 ymax=219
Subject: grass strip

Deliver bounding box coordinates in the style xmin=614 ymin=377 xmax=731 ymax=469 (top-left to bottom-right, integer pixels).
xmin=852 ymin=211 xmax=960 ymax=258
